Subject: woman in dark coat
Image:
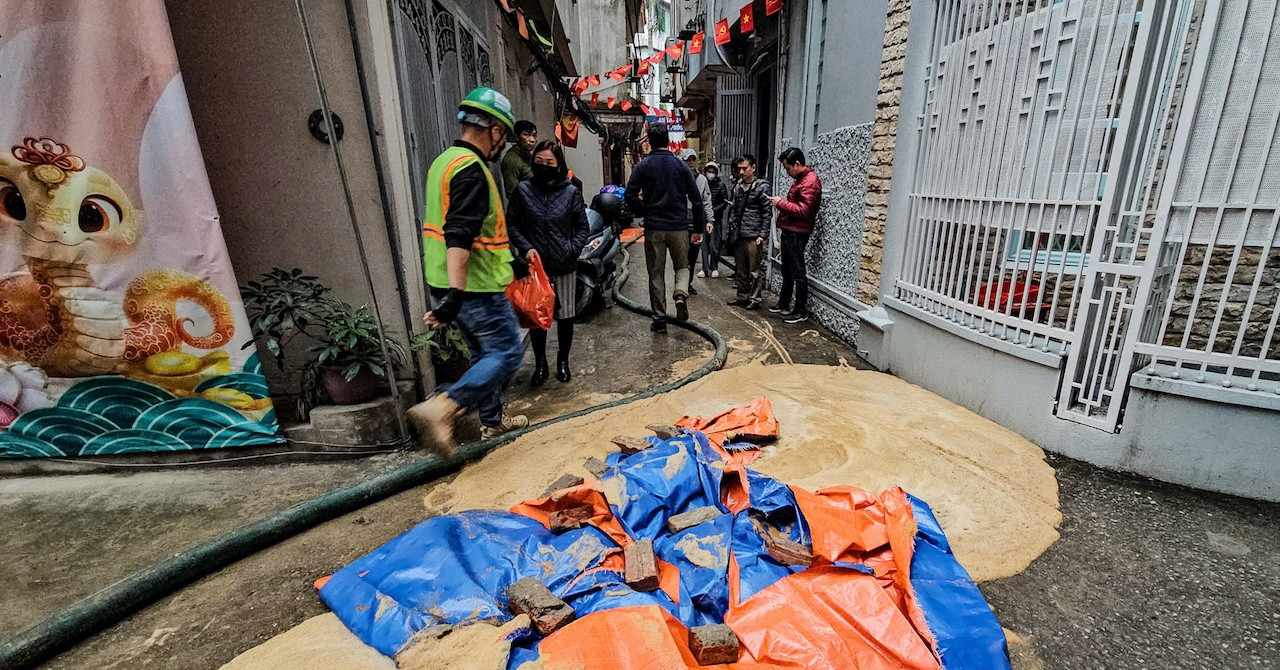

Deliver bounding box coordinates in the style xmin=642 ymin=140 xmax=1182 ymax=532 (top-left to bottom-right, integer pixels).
xmin=507 ymin=140 xmax=591 ymax=386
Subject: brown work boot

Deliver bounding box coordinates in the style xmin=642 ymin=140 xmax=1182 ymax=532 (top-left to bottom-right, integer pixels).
xmin=406 ymin=394 xmax=463 ymax=457
xmin=480 ymin=414 xmax=529 ymax=439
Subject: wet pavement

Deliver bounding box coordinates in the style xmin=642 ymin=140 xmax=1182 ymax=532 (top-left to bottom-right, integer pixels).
xmin=0 ymin=249 xmax=1276 ymax=668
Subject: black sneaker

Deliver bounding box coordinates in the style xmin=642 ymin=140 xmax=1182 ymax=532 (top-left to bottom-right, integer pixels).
xmin=727 ymin=298 xmax=750 ymax=307
xmin=651 ymin=319 xmax=668 ymax=334
xmin=783 ymin=312 xmax=809 ymax=324
xmin=674 ymin=297 xmax=689 ymax=322
xmin=768 ymin=303 xmax=788 ymax=314
xmin=744 ymin=300 xmax=761 ymax=311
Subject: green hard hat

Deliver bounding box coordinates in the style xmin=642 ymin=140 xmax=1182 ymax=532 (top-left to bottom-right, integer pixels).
xmin=459 ymin=86 xmax=515 ymax=134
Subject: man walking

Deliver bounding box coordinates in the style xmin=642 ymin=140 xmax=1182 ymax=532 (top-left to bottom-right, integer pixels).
xmin=768 ymin=147 xmax=823 ymax=324
xmin=500 ymin=119 xmax=538 ymax=202
xmin=681 ymin=149 xmax=714 ymax=292
xmin=726 ymin=154 xmax=772 ymax=311
xmin=407 ymin=87 xmax=529 ymax=455
xmin=700 ymin=162 xmax=729 ymax=278
xmin=625 ymin=125 xmax=707 ymax=333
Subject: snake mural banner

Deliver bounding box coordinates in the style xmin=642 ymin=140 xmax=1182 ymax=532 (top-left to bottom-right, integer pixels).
xmin=0 ymin=1 xmax=281 ymax=458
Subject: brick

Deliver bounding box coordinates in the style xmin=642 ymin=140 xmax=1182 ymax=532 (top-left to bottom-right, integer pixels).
xmin=646 ymin=424 xmax=681 ymax=440
xmin=611 ymin=435 xmax=652 ymax=455
xmin=624 ymin=539 xmax=660 ymax=592
xmin=541 ymin=474 xmax=585 ymax=498
xmin=689 ymin=624 xmax=739 ymax=665
xmin=667 ymin=506 xmax=721 ymax=534
xmin=508 ymin=578 xmax=576 ymax=636
xmin=549 ymin=505 xmax=594 ymax=533
xmin=765 ymin=537 xmax=814 ymax=567
xmin=584 ymin=456 xmax=610 ymax=478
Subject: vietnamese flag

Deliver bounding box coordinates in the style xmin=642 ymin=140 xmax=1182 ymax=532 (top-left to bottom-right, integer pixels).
xmin=572 ymin=78 xmax=590 ymax=96
xmin=608 ymin=68 xmax=626 ymax=82
xmin=715 ymin=18 xmax=731 ymax=45
xmin=588 ymin=74 xmax=601 ymax=87
xmin=740 ymin=4 xmax=755 ymax=33
xmin=637 ymin=59 xmax=650 ymax=76
xmin=766 ymin=0 xmax=783 ymax=15
xmin=590 ymin=93 xmax=599 ymax=107
xmin=607 ymin=97 xmax=617 ymax=109
xmin=666 ymin=41 xmax=685 ymax=60
xmin=620 ymin=100 xmax=633 ymax=112
xmin=690 ymin=31 xmax=705 ymax=55
xmin=640 ymin=104 xmax=651 ymax=116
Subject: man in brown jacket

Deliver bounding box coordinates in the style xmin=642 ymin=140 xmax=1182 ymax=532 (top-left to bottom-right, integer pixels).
xmin=768 ymin=147 xmax=822 ymax=324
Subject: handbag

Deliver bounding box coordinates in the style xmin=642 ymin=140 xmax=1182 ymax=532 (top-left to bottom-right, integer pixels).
xmin=506 ymin=255 xmax=555 ymax=330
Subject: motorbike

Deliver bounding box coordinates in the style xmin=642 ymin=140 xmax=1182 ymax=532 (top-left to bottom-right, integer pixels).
xmin=574 ymin=192 xmax=630 ymax=321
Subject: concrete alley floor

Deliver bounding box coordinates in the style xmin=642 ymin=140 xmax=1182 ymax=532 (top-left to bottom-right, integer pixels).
xmin=0 ymin=249 xmax=1276 ymax=669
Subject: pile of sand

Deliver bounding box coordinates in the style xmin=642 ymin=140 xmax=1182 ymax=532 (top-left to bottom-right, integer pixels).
xmin=224 ymin=364 xmax=1060 ymax=669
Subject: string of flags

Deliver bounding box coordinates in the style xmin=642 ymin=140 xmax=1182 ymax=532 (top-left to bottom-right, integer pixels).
xmin=564 ymin=0 xmax=785 ymax=116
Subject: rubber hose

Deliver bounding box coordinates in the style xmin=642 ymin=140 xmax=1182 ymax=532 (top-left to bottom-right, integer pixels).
xmin=0 ymin=243 xmax=728 ymax=670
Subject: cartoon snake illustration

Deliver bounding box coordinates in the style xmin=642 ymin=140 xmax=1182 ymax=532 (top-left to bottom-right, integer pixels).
xmin=0 ymin=137 xmax=234 ymax=378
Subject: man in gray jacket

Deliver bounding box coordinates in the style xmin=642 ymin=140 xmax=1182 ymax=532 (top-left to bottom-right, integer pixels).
xmin=681 ymin=149 xmax=715 ymax=293
xmin=726 ymin=154 xmax=772 ymax=310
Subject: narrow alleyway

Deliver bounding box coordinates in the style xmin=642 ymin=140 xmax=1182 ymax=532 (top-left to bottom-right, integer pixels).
xmin=0 ymin=250 xmax=1275 ymax=669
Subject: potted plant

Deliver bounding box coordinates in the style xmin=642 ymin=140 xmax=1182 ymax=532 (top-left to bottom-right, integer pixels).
xmin=302 ymin=301 xmax=408 ymax=408
xmin=411 ymin=325 xmax=471 ymax=384
xmin=241 ymin=268 xmax=407 ymax=419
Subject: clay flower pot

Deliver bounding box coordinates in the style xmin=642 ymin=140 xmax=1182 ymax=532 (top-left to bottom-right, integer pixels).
xmin=320 ymin=365 xmax=381 ymax=405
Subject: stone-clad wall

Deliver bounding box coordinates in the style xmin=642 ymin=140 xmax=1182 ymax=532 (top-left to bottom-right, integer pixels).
xmin=861 ymin=0 xmax=913 ymax=304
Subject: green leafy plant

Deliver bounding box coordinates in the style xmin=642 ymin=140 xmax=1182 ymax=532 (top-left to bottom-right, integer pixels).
xmin=241 ymin=268 xmax=408 ymax=419
xmin=411 ymin=326 xmax=471 ymax=366
xmin=240 ymin=268 xmax=334 ymax=370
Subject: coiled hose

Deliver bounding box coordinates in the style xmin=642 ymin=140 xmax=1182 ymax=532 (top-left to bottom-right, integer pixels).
xmin=0 ymin=242 xmax=726 ymax=670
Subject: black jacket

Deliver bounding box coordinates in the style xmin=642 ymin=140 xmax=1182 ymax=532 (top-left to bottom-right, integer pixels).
xmin=624 ymin=149 xmax=707 ymax=232
xmin=507 ymin=179 xmax=591 ymax=277
xmin=707 ymin=175 xmax=729 ymax=223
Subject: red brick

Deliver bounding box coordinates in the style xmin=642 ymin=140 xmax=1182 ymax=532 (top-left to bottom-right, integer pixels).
xmin=611 ymin=435 xmax=652 ymax=455
xmin=646 ymin=424 xmax=681 ymax=440
xmin=666 ymin=506 xmax=721 ymax=534
xmin=765 ymin=537 xmax=814 ymax=567
xmin=508 ymin=578 xmax=576 ymax=636
xmin=549 ymin=505 xmax=594 ymax=533
xmin=689 ymin=624 xmax=739 ymax=665
xmin=541 ymin=473 xmax=586 ymax=498
xmin=624 ymin=539 xmax=660 ymax=592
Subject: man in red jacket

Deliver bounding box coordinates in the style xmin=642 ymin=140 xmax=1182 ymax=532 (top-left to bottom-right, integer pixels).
xmin=768 ymin=147 xmax=823 ymax=323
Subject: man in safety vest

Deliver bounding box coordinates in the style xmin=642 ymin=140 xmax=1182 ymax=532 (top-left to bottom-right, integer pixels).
xmin=407 ymin=87 xmax=529 ymax=455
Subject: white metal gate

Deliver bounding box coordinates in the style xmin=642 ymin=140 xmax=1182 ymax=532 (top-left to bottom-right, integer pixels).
xmin=716 ymin=74 xmax=756 ymax=173
xmin=898 ymin=0 xmax=1211 ymax=431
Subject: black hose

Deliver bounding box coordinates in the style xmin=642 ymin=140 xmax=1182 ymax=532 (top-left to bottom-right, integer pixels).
xmin=0 ymin=247 xmax=727 ymax=670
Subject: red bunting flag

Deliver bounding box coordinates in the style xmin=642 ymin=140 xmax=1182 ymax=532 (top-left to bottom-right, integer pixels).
xmin=572 ymin=78 xmax=590 ymax=96
xmin=666 ymin=41 xmax=685 ymax=60
xmin=714 ymin=19 xmax=731 ymax=45
xmin=590 ymin=93 xmax=599 ymax=107
xmin=640 ymin=104 xmax=651 ymax=116
xmin=516 ymin=10 xmax=529 ymax=39
xmin=620 ymin=100 xmax=633 ymax=112
xmin=637 ymin=59 xmax=650 ymax=76
xmin=588 ymin=74 xmax=601 ymax=87
xmin=740 ymin=4 xmax=755 ymax=33
xmin=608 ymin=68 xmax=626 ymax=82
xmin=649 ymin=53 xmax=664 ymax=65
xmin=555 ymin=113 xmax=580 ymax=148
xmin=766 ymin=0 xmax=783 ymax=15
xmin=499 ymin=0 xmax=514 ymax=12
xmin=606 ymin=97 xmax=617 ymax=109
xmin=689 ymin=31 xmax=705 ymax=55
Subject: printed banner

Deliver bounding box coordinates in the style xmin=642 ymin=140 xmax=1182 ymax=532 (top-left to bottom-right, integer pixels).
xmin=0 ymin=1 xmax=280 ymax=458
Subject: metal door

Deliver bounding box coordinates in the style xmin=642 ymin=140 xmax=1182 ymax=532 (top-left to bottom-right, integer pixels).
xmin=716 ymin=73 xmax=757 ymax=172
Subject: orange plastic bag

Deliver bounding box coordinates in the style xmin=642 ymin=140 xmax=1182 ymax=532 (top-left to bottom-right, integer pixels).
xmin=507 ymin=255 xmax=555 ymax=329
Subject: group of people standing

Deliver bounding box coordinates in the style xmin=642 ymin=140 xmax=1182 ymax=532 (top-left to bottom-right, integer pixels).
xmin=409 ymin=86 xmax=823 ymax=457
xmin=625 ymin=124 xmax=822 ymax=331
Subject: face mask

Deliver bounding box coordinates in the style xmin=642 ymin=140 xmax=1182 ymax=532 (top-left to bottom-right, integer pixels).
xmin=531 ymin=163 xmax=559 ymax=184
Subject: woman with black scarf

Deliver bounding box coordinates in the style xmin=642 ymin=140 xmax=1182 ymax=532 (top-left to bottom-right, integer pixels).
xmin=507 ymin=140 xmax=591 ymax=386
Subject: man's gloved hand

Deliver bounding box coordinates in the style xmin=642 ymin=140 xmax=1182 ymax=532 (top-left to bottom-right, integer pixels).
xmin=425 ymin=288 xmax=465 ymax=329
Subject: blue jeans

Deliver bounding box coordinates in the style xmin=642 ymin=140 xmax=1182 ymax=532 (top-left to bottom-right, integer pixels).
xmin=443 ymin=291 xmax=523 ymax=427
